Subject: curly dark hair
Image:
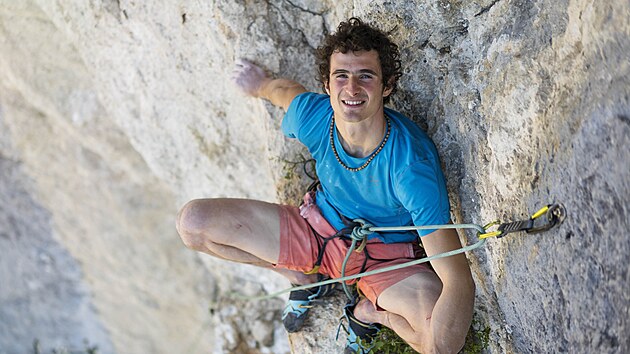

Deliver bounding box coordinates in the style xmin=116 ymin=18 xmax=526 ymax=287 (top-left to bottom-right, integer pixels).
xmin=316 ymin=17 xmax=402 ymax=104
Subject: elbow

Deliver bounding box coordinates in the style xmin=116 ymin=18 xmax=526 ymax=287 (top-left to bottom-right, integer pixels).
xmin=444 ymin=267 xmax=475 ymax=295
xmin=464 ymin=271 xmax=476 ymax=293
xmin=456 ymin=262 xmax=476 ymax=294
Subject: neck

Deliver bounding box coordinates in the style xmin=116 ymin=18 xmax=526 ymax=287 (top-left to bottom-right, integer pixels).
xmin=335 ymin=115 xmax=387 ymax=158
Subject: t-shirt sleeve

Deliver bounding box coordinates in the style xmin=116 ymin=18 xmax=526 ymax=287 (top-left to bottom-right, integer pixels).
xmin=395 ymin=159 xmax=451 ymax=236
xmin=282 ymin=92 xmax=330 ymax=141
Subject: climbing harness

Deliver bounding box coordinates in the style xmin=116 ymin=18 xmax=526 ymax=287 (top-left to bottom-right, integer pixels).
xmin=232 ymin=203 xmax=566 ymax=302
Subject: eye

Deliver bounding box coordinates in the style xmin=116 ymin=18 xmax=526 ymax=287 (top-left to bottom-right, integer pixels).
xmin=360 ymin=74 xmax=373 ymax=80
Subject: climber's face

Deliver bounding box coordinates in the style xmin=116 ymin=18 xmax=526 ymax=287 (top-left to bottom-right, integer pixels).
xmin=325 ymin=50 xmax=392 ymax=124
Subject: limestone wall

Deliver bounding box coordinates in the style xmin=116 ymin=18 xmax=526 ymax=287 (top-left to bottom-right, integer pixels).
xmin=1 ymin=0 xmax=627 ymax=353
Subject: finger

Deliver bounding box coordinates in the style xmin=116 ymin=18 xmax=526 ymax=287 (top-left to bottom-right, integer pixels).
xmin=234 ymin=58 xmax=251 ymax=67
xmin=232 ymin=72 xmax=247 ymax=83
xmin=232 ymin=64 xmax=247 ymax=76
xmin=231 ymin=75 xmax=245 ymax=85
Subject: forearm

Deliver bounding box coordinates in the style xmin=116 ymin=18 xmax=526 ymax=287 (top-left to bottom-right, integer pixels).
xmin=256 ymin=78 xmax=306 ymax=110
xmin=429 ymin=274 xmax=475 ymax=353
xmin=420 ymin=228 xmax=476 ymax=353
xmin=232 ymin=59 xmax=306 ymax=111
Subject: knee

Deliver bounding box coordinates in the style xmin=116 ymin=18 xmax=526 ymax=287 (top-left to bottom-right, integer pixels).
xmin=176 ymin=199 xmax=210 ymax=250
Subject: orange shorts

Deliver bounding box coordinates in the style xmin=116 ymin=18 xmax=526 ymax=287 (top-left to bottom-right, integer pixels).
xmin=274 ymin=196 xmax=433 ymax=308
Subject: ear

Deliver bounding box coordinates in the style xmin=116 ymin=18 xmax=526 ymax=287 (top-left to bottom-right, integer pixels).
xmin=383 ymin=85 xmax=393 ymax=98
xmin=382 ymin=78 xmax=395 ymax=98
xmin=324 ymin=80 xmax=330 ymax=95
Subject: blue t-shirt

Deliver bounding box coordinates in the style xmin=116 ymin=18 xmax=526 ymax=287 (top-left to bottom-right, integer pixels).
xmin=282 ymin=92 xmax=450 ymax=243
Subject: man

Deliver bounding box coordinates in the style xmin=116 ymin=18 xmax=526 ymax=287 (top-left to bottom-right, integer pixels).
xmin=177 ymin=18 xmax=474 ymax=353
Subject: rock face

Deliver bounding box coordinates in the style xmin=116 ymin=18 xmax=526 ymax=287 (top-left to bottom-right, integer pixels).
xmin=0 ymin=0 xmax=627 ymax=353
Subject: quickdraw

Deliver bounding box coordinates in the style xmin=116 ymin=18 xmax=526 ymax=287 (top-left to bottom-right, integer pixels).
xmin=478 ymin=204 xmax=567 ymax=239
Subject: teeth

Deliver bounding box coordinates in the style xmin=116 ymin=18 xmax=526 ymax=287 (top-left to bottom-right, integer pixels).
xmin=344 ymin=100 xmax=363 ymax=106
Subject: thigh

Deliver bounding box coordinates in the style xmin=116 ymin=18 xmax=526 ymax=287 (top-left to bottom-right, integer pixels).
xmin=179 ymin=198 xmax=283 ymax=264
xmin=375 ymin=271 xmax=443 ymax=328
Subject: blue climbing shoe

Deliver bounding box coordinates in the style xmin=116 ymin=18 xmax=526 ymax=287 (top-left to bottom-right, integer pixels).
xmin=282 ymin=276 xmax=336 ymax=333
xmin=338 ymin=302 xmax=381 ymax=353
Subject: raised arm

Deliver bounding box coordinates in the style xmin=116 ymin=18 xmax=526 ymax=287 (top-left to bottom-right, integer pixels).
xmin=232 ymin=59 xmax=307 ymax=111
xmin=421 ymin=227 xmax=475 ymax=353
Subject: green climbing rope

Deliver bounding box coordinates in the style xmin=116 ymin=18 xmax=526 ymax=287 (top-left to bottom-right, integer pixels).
xmin=230 ymin=204 xmax=566 ymax=302
xmin=232 ymin=223 xmax=486 ymax=301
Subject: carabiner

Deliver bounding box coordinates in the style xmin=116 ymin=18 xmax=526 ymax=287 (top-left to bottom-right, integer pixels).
xmin=526 ymin=203 xmax=566 ymax=234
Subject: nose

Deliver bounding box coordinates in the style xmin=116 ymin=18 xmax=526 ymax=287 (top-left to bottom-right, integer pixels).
xmin=345 ymin=76 xmax=360 ymax=96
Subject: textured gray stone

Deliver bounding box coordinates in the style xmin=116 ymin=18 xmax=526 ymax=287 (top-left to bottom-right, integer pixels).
xmin=0 ymin=149 xmax=114 ymax=354
xmin=0 ymin=0 xmax=628 ymax=353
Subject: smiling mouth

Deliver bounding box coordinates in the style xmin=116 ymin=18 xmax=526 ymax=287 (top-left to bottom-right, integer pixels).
xmin=342 ymin=100 xmax=365 ymax=106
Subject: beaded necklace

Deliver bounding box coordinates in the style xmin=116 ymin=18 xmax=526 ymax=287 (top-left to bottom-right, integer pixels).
xmin=329 ymin=116 xmax=391 ymax=172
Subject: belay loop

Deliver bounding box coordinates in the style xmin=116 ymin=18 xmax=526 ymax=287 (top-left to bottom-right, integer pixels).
xmin=338 ymin=219 xmax=377 ymax=299
xmin=350 ymin=219 xmax=374 ymax=240
xmin=350 ymin=219 xmax=374 ymax=253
